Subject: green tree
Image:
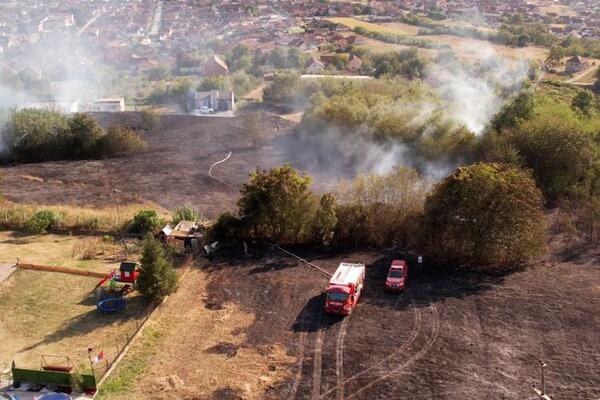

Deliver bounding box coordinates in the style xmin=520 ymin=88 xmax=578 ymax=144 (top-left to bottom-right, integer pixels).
xmin=491 ymin=90 xmax=535 ymax=131
xmin=226 ymin=44 xmax=252 ymax=72
xmin=237 ymin=165 xmax=314 ymax=242
xmin=197 ymin=75 xmax=231 ymax=91
xmin=571 ymin=89 xmax=597 ymax=116
xmin=310 ymin=193 xmax=338 ymax=244
xmin=510 ymin=111 xmax=598 ymax=200
xmin=262 ymin=71 xmax=300 ymax=104
xmin=136 ymin=235 xmax=178 ymax=302
xmin=421 ymin=163 xmax=545 ymax=265
xmin=63 ymin=113 xmax=104 ymax=158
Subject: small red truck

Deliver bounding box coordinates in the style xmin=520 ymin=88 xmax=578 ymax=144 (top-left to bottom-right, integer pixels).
xmin=384 ymin=259 xmax=408 ymax=292
xmin=324 ymin=262 xmax=366 ymax=316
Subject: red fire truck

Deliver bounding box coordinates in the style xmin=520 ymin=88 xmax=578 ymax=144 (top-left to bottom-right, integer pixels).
xmin=324 ymin=262 xmax=366 ymax=316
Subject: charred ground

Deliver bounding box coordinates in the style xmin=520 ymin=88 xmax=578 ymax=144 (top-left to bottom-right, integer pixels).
xmin=0 ymin=111 xmax=309 ymax=218
xmin=202 ymin=247 xmax=600 ymax=400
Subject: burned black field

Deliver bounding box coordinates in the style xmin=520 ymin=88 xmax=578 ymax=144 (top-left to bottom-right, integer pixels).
xmin=204 ymin=248 xmax=600 ymax=400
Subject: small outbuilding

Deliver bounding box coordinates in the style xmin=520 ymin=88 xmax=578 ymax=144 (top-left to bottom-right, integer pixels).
xmin=158 ymin=220 xmax=204 ymax=254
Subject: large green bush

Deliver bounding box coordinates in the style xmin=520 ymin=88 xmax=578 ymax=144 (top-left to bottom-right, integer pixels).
xmin=129 ymin=210 xmax=161 ymax=234
xmin=26 ymin=210 xmax=60 ymax=235
xmin=421 ymin=163 xmax=545 ymax=266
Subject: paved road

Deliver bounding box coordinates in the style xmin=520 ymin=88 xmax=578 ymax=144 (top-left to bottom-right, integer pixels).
xmin=0 ymin=264 xmax=15 ymax=285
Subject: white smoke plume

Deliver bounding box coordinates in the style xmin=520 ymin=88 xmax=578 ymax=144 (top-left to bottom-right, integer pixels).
xmin=428 ymin=42 xmax=529 ymax=135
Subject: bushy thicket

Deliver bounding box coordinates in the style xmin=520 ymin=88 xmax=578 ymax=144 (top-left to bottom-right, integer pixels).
xmin=298 ymin=77 xmax=477 ymax=170
xmin=421 ymin=163 xmax=545 ymax=265
xmin=211 ymin=164 xmax=548 ymax=266
xmin=334 ymin=167 xmax=427 ymax=248
xmin=129 ymin=210 xmax=162 ymax=235
xmin=197 ymin=72 xmax=261 ymax=98
xmin=2 ymin=109 xmax=146 ymax=163
xmin=26 ymin=210 xmax=60 ymax=235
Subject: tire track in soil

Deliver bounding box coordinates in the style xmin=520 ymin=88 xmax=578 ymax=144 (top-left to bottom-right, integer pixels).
xmin=289 ymin=312 xmax=308 ymax=400
xmin=346 ymin=302 xmax=440 ymax=399
xmin=311 ymin=312 xmax=325 ymax=400
xmin=319 ymin=299 xmax=422 ymax=399
xmin=335 ymin=317 xmax=350 ymax=400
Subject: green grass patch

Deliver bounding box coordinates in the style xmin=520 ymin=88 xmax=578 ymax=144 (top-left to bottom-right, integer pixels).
xmin=95 ymin=326 xmax=163 ymax=398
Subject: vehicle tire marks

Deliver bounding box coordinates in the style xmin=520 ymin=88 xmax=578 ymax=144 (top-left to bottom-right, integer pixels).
xmin=319 ymin=299 xmax=422 ymax=399
xmin=311 ymin=313 xmax=325 ymax=400
xmin=289 ymin=313 xmax=308 ymax=400
xmin=346 ymin=303 xmax=440 ymax=399
xmin=335 ymin=317 xmax=350 ymax=400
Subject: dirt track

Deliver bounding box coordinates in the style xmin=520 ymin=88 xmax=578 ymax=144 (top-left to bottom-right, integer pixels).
xmin=201 ymin=248 xmax=600 ymax=400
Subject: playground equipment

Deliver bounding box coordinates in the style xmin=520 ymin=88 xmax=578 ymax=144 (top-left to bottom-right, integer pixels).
xmin=96 ymin=296 xmax=126 ymax=313
xmin=10 ymin=358 xmax=96 ymax=395
xmin=41 ymin=356 xmax=73 ymax=373
xmin=95 ymin=262 xmax=138 ymax=313
xmin=95 ymin=262 xmax=139 ymax=290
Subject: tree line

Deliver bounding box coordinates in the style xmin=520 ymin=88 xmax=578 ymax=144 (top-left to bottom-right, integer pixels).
xmin=1 ymin=109 xmax=147 ymax=163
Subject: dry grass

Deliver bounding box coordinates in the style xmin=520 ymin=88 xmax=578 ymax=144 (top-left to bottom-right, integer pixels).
xmin=98 ymin=267 xmax=294 ymax=399
xmin=327 ymin=17 xmax=416 ymax=36
xmin=329 ymin=16 xmax=550 ymax=64
xmin=0 ymin=268 xmax=150 ymax=373
xmin=0 ymin=201 xmax=169 ymax=234
xmin=0 ymin=231 xmax=128 ymax=272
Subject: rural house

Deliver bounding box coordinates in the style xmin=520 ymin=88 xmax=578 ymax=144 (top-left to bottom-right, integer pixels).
xmin=565 ymin=55 xmax=588 ymax=74
xmin=87 ymin=98 xmax=126 ymax=112
xmin=194 ymin=90 xmax=235 ymax=112
xmin=203 ymin=55 xmax=229 ymax=76
xmin=306 ymin=57 xmax=325 ymax=74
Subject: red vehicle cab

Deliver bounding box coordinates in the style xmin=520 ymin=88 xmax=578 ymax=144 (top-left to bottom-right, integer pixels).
xmin=324 ymin=262 xmax=366 ymax=316
xmin=385 ymin=259 xmax=408 ymax=292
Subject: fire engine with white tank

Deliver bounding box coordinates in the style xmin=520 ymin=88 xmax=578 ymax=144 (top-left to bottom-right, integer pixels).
xmin=324 ymin=262 xmax=366 ymax=316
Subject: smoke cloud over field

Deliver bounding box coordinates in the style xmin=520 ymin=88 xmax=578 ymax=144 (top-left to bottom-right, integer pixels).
xmin=0 ymin=36 xmax=110 ymax=110
xmin=432 ymin=43 xmax=529 ymax=135
xmin=284 ymin=41 xmax=529 ymax=184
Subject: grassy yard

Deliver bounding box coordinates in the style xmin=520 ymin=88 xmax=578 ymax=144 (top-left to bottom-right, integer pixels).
xmin=0 ymin=269 xmax=150 ymax=372
xmin=0 ymin=231 xmax=149 ymax=373
xmin=0 ymin=231 xmax=132 ymax=272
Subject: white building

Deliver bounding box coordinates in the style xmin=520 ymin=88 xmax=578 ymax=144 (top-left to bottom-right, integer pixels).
xmin=87 ymin=97 xmax=125 ymax=112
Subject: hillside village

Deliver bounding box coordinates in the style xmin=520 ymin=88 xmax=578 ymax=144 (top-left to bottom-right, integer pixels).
xmin=1 ymin=0 xmax=600 ymax=109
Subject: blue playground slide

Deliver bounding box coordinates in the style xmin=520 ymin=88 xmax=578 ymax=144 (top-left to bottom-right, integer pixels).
xmin=97 ymin=297 xmax=126 ymax=313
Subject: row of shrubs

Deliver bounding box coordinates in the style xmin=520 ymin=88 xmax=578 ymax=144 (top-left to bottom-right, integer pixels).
xmin=0 ymin=203 xmax=202 ymax=236
xmin=1 ymin=109 xmax=147 ymax=163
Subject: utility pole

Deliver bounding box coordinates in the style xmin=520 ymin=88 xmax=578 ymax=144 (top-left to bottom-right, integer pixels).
xmin=533 ymin=359 xmax=552 ymax=400
xmin=111 ymin=188 xmax=128 ymax=259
